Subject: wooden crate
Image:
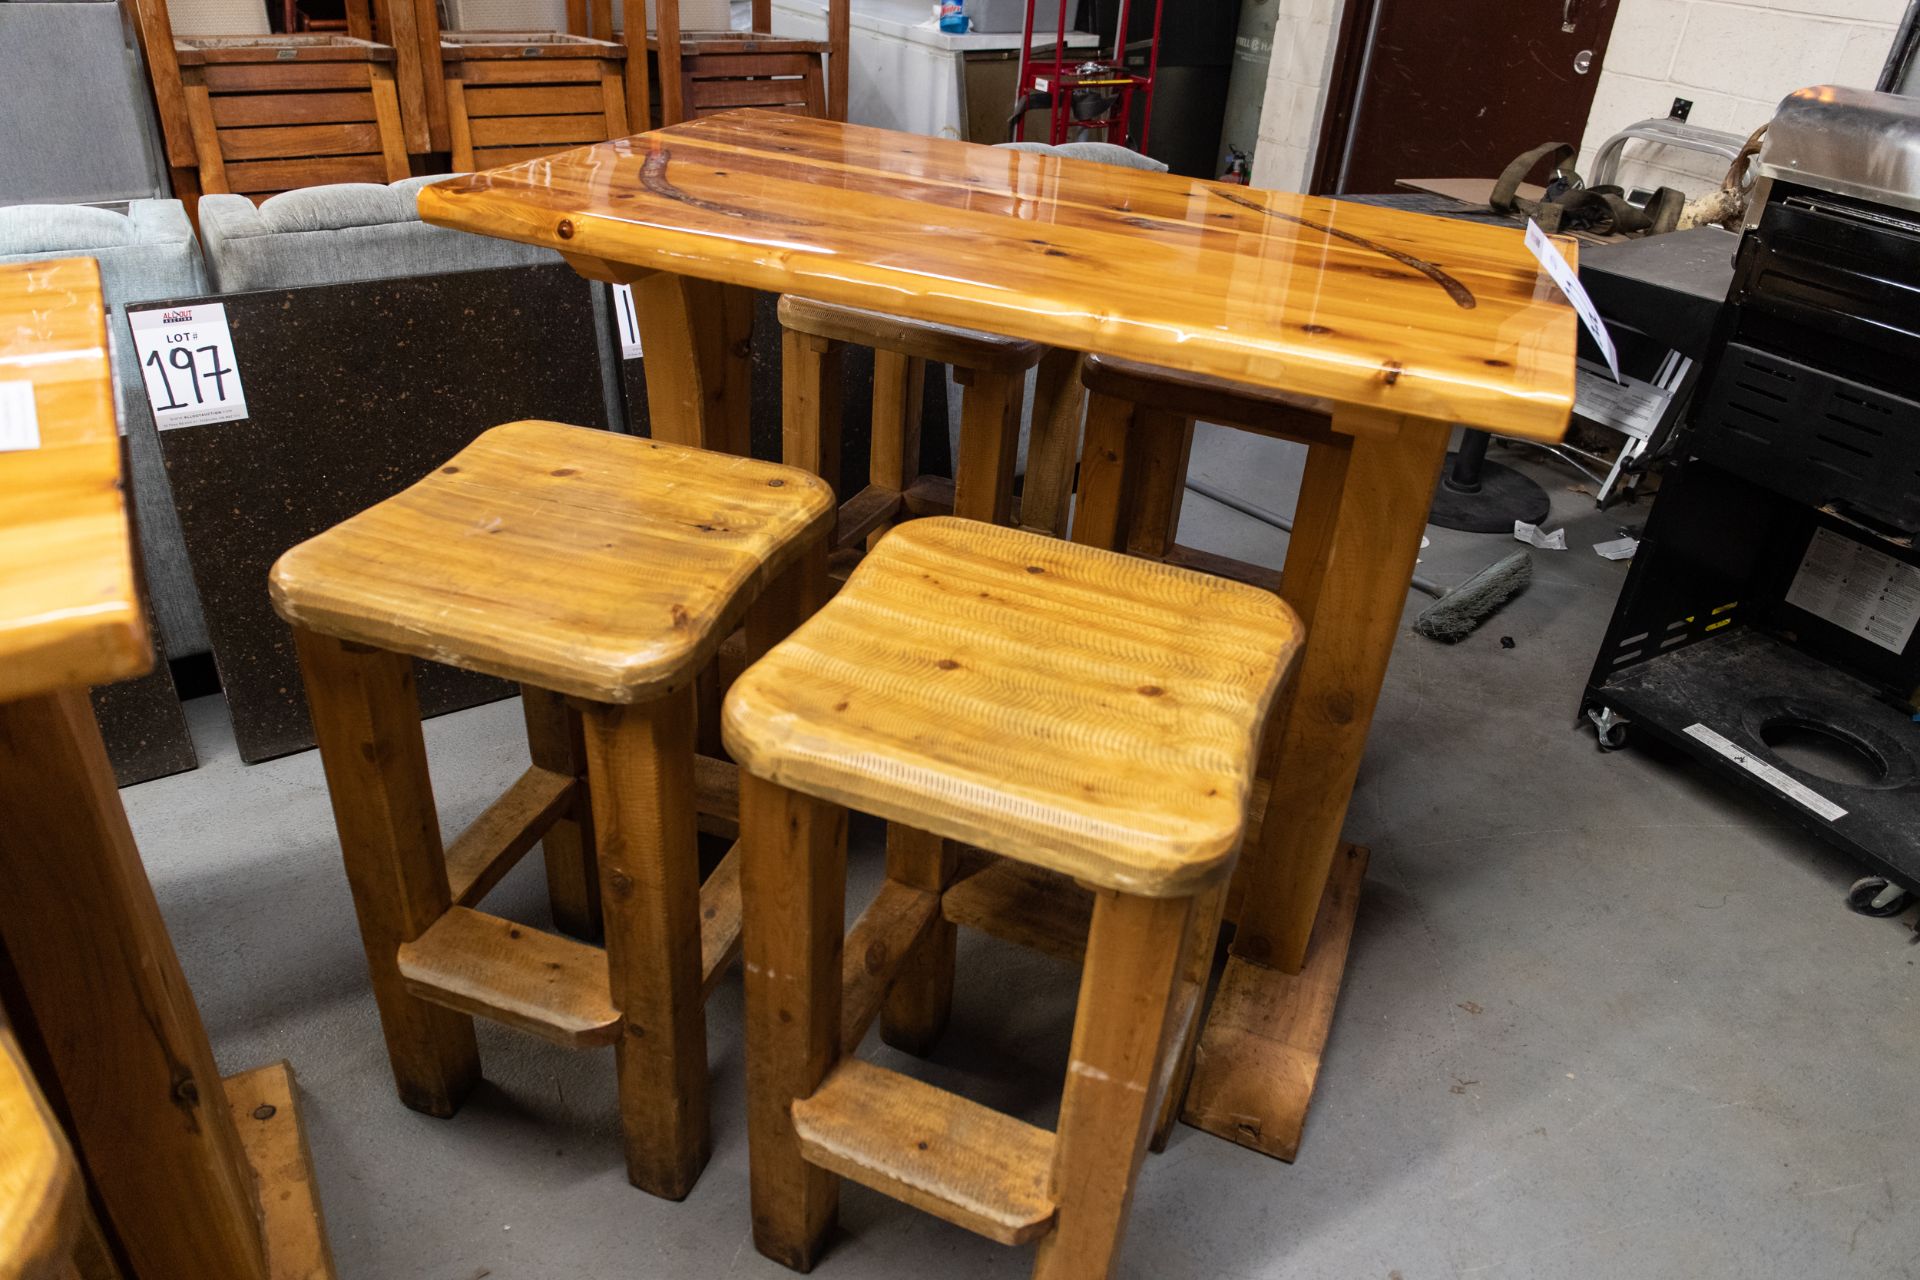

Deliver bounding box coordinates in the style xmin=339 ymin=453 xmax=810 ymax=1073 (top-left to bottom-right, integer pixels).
xmin=441 ymin=33 xmax=629 ymax=171
xmin=174 ymin=36 xmax=411 ymax=201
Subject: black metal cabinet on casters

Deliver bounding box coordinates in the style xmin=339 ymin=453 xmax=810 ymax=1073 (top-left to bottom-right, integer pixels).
xmin=1581 ymin=86 xmax=1920 ymax=914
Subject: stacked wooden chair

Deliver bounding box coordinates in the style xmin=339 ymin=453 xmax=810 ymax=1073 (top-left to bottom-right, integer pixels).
xmin=598 ymin=0 xmax=849 ymax=130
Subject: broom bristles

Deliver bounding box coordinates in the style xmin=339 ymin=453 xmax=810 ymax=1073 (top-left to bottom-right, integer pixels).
xmin=1412 ymin=551 xmax=1531 ymax=643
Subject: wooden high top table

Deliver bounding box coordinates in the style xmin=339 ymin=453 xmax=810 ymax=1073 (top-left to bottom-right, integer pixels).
xmin=0 ymin=258 xmax=336 ymax=1279
xmin=418 ymin=112 xmax=1577 ymax=1161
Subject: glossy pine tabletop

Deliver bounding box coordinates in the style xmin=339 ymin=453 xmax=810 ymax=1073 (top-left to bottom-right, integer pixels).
xmin=0 ymin=258 xmax=150 ymax=703
xmin=419 ymin=111 xmax=1576 ymax=440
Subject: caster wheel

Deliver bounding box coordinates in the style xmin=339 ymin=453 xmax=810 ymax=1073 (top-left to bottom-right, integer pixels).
xmin=1588 ymin=706 xmax=1629 ymax=752
xmin=1847 ymin=876 xmax=1912 ymax=918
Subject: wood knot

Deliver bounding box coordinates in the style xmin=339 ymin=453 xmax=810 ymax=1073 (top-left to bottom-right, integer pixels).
xmin=1302 ymin=323 xmax=1333 ymax=335
xmin=1025 ymin=565 xmax=1045 ymax=574
xmin=609 ymin=871 xmax=635 ymax=899
xmin=863 ymin=941 xmax=888 ymax=974
xmin=550 ymin=467 xmax=577 ymax=477
xmin=832 ymin=700 xmax=849 ymax=712
xmin=251 ymin=1104 xmax=277 ymax=1121
xmin=767 ymin=478 xmax=785 ymax=487
xmin=1137 ymin=685 xmax=1164 ymax=697
xmin=670 ymin=603 xmax=690 ymax=628
xmin=556 ymin=218 xmax=575 ymax=239
xmin=935 ymin=658 xmax=959 ymax=670
xmin=440 ymin=465 xmax=460 ymax=474
xmin=1380 ymin=361 xmax=1403 ymax=387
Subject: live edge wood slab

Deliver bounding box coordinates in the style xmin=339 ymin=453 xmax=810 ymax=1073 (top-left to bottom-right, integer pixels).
xmin=0 ymin=260 xmax=336 ymax=1279
xmin=417 ymin=112 xmax=1578 ymax=1162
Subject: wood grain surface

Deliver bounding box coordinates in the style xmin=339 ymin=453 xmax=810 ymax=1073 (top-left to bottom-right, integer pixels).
xmin=417 ymin=111 xmax=1577 ymax=439
xmin=0 ymin=1026 xmax=82 ymax=1280
xmin=271 ymin=421 xmax=833 ymax=704
xmin=0 ymin=259 xmax=149 ymax=703
xmin=722 ymin=518 xmax=1303 ymax=897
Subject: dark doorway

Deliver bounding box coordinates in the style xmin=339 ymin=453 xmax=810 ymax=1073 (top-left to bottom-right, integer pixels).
xmin=1312 ymin=0 xmax=1622 ymax=195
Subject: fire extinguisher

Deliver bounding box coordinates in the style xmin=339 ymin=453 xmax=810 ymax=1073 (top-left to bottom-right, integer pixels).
xmin=1219 ymin=148 xmax=1251 ymax=184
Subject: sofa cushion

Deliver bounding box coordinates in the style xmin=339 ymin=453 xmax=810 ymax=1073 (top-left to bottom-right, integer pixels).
xmin=996 ymin=140 xmax=1170 ymax=173
xmin=197 ymin=175 xmax=562 ymax=292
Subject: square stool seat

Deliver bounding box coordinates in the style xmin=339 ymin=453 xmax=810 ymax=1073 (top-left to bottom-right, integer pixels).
xmin=270 ymin=420 xmax=834 ymax=703
xmin=722 ymin=516 xmax=1303 ymax=897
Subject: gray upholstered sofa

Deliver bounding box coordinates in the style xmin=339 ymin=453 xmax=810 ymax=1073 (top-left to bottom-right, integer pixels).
xmin=0 ymin=201 xmax=211 ymax=655
xmin=195 ymin=176 xmax=566 ymax=292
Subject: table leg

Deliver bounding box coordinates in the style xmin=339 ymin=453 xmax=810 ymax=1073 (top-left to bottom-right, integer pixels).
xmin=1183 ymin=412 xmax=1449 ymax=1162
xmin=0 ymin=689 xmax=338 ymax=1278
xmin=629 ymin=272 xmax=754 ymax=454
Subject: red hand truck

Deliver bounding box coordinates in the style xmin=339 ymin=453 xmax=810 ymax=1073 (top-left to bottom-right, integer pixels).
xmin=1011 ymin=0 xmax=1165 ymax=150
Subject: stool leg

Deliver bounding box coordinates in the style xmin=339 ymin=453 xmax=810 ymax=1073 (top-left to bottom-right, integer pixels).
xmin=878 ymin=825 xmax=956 ymax=1056
xmin=953 ymin=366 xmax=1022 ymax=524
xmin=1150 ymin=880 xmax=1227 ymax=1152
xmin=522 ymin=685 xmax=600 ymax=943
xmin=1032 ymin=890 xmax=1194 ymax=1280
xmin=582 ymin=687 xmax=710 ymax=1200
xmin=1070 ymin=392 xmax=1138 ymax=550
xmin=1123 ymin=409 xmax=1194 ymax=560
xmin=868 ymin=349 xmax=925 ymax=548
xmin=294 ymin=628 xmax=480 ymax=1119
xmin=741 ymin=772 xmax=847 ymax=1271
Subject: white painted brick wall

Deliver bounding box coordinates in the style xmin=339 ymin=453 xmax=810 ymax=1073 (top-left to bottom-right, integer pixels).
xmin=1249 ymin=0 xmax=1905 ymax=196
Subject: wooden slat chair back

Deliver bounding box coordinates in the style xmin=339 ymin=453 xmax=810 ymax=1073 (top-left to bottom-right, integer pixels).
xmin=441 ymin=33 xmax=629 ymax=171
xmin=591 ymin=0 xmax=848 ymax=132
xmin=173 ymin=36 xmax=412 ymax=203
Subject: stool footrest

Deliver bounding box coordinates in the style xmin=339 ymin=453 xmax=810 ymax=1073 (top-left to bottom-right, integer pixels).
xmin=834 ymin=484 xmax=905 ymax=551
xmin=398 ymin=907 xmax=620 ymax=1049
xmin=943 ymin=857 xmax=1092 ymax=967
xmin=695 ymin=754 xmax=741 ymax=839
xmin=791 ymin=1059 xmax=1058 ymax=1246
xmin=840 ymin=881 xmax=941 ymax=1052
xmin=448 ymin=765 xmax=578 ymax=909
xmin=700 ymin=840 xmax=744 ymax=998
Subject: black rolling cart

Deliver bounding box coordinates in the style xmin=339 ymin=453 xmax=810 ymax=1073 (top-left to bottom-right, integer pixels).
xmin=1582 ymin=85 xmax=1920 ymax=916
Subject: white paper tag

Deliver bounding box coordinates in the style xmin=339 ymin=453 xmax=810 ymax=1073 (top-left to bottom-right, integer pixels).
xmin=1525 ymin=219 xmax=1621 ymax=384
xmin=1593 ymin=536 xmax=1638 ymax=561
xmin=129 ymin=303 xmax=249 ymax=428
xmin=1684 ymin=723 xmax=1848 ymax=821
xmin=1514 ymin=520 xmax=1566 ymax=550
xmin=612 ymin=284 xmax=644 ymax=360
xmin=1574 ymin=362 xmax=1666 ymax=440
xmin=0 ymin=381 xmax=40 ymax=452
xmin=1784 ymin=526 xmax=1920 ymax=656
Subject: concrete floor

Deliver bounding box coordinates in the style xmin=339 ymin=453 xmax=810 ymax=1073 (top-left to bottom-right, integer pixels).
xmin=123 ymin=431 xmax=1920 ymax=1279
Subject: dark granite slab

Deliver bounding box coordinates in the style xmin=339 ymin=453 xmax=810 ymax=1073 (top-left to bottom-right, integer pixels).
xmin=91 ymin=628 xmax=198 ymax=786
xmin=613 ymin=290 xmax=952 ymax=489
xmin=152 ymin=264 xmax=611 ymax=763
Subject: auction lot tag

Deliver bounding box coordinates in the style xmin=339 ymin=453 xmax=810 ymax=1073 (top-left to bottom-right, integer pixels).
xmin=613 ymin=284 xmax=644 ymax=359
xmin=1525 ymin=218 xmax=1621 ymax=383
xmin=0 ymin=381 xmax=40 ymax=452
xmin=130 ymin=303 xmax=249 ymax=428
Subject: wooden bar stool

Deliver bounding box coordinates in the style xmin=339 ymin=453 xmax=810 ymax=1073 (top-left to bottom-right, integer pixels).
xmin=777 ymin=296 xmax=1084 ymax=554
xmin=1071 ymin=353 xmax=1339 ymax=569
xmin=270 ymin=420 xmax=832 ymax=1200
xmin=722 ymin=517 xmax=1302 ymax=1277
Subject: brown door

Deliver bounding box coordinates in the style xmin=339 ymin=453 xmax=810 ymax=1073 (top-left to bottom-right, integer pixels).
xmin=1315 ymin=0 xmax=1621 ymax=195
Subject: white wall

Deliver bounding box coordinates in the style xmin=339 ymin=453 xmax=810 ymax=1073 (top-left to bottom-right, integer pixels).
xmin=1249 ymin=0 xmax=1341 ymax=192
xmin=1579 ymin=0 xmax=1905 ymax=192
xmin=1248 ymin=0 xmax=1907 ymax=196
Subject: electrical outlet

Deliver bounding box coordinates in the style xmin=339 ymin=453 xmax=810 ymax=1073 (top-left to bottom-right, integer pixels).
xmin=1670 ymin=97 xmax=1693 ymax=122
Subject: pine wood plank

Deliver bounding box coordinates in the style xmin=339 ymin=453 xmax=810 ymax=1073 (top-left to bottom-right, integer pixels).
xmin=222 ymin=154 xmax=388 ymax=192
xmin=217 ymin=122 xmax=383 ymax=161
xmin=699 ymin=840 xmax=743 ymax=997
xmin=209 ymin=92 xmax=376 ymax=127
xmin=417 ymin=112 xmax=1578 ymax=441
xmin=397 ymin=906 xmax=620 ymax=1048
xmin=1183 ymin=844 xmax=1368 ymax=1162
xmin=456 ymin=59 xmax=604 ymax=84
xmin=444 ymin=764 xmax=577 ymax=909
xmin=223 ymin=1063 xmax=339 ymax=1280
xmin=838 ymin=880 xmax=940 ymax=1053
xmin=790 ymin=1059 xmax=1057 ymax=1247
xmin=722 ymin=519 xmax=1300 ymax=897
xmin=201 ymin=63 xmax=371 ymax=92
xmin=468 ymin=114 xmax=609 ymax=147
xmin=521 ymin=686 xmax=600 ymax=942
xmin=0 ymin=260 xmax=148 ymax=701
xmin=941 ymin=857 xmax=1091 ymax=966
xmin=462 ymin=84 xmax=605 ymax=117
xmin=271 ymin=423 xmax=833 ymax=705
